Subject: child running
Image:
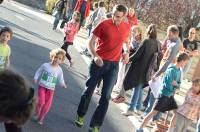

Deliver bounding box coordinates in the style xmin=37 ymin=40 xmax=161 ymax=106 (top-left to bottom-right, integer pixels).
xmin=32 ymin=48 xmax=67 ymax=125
xmin=61 ymin=11 xmax=80 ymax=67
xmin=173 ymin=79 xmax=200 ymax=132
xmin=136 ymin=52 xmax=190 ymax=132
xmin=0 ymin=27 xmax=13 ymax=70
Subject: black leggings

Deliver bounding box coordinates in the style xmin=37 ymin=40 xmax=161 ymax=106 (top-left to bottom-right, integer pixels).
xmin=61 ymin=41 xmax=73 ymax=61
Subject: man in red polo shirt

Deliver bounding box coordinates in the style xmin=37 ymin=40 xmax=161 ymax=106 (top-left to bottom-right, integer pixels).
xmin=74 ymin=4 xmax=131 ymax=132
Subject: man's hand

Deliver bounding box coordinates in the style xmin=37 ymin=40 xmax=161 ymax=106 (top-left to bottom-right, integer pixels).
xmin=94 ymin=56 xmax=104 ymax=67
xmin=122 ymin=53 xmax=129 ymax=64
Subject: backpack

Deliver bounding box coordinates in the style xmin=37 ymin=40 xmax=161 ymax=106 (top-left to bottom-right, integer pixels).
xmin=146 ymin=41 xmax=163 ymax=81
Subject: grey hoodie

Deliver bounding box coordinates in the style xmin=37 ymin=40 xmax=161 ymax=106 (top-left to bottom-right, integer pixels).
xmin=155 ymin=38 xmax=181 ymax=76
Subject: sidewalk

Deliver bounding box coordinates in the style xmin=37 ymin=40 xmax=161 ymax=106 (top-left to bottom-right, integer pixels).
xmin=73 ymin=28 xmax=196 ymax=132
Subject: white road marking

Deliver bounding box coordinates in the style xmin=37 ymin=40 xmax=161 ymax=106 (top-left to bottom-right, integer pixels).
xmin=15 ymin=15 xmax=25 ymax=21
xmin=9 ymin=1 xmax=52 ymax=23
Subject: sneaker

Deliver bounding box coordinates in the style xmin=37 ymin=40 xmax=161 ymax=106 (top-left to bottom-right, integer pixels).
xmin=136 ymin=128 xmax=144 ymax=132
xmin=112 ymin=89 xmax=120 ymax=94
xmin=38 ymin=120 xmax=43 ymax=125
xmin=74 ymin=115 xmax=84 ymax=127
xmin=121 ymin=110 xmax=134 ymax=116
xmin=140 ymin=107 xmax=146 ymax=112
xmin=89 ymin=126 xmax=99 ymax=132
xmin=112 ymin=95 xmax=125 ymax=103
xmin=52 ymin=27 xmax=56 ymax=30
xmin=32 ymin=115 xmax=38 ymax=121
xmin=82 ymin=50 xmax=92 ymax=57
xmin=138 ymin=115 xmax=145 ymax=122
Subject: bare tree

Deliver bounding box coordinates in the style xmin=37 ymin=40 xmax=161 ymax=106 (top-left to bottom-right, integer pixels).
xmin=140 ymin=0 xmax=200 ymax=36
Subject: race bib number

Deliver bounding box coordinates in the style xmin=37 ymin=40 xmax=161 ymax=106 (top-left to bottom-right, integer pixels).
xmin=41 ymin=71 xmax=57 ymax=88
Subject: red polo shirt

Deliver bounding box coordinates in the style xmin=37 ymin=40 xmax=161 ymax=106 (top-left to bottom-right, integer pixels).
xmin=93 ymin=19 xmax=131 ymax=61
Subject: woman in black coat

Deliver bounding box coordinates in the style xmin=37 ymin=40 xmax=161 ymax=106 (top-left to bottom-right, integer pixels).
xmin=122 ymin=24 xmax=161 ymax=115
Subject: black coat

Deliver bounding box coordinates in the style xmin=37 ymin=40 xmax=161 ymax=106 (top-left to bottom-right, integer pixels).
xmin=124 ymin=38 xmax=160 ymax=91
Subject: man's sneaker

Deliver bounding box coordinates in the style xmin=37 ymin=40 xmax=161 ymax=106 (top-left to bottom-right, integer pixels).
xmin=88 ymin=126 xmax=99 ymax=132
xmin=74 ymin=115 xmax=84 ymax=127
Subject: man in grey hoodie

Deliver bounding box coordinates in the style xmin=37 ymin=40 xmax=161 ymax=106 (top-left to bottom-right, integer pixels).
xmin=154 ymin=25 xmax=181 ymax=78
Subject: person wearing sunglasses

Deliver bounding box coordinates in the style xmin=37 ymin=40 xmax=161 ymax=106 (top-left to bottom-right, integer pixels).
xmin=183 ymin=27 xmax=199 ymax=78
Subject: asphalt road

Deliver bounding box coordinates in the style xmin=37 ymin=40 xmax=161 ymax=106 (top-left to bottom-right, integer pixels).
xmin=0 ymin=1 xmax=134 ymax=132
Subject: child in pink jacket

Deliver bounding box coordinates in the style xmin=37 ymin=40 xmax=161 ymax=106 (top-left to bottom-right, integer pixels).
xmin=61 ymin=11 xmax=80 ymax=67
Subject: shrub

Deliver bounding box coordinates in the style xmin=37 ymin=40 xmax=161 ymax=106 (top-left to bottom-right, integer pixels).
xmin=46 ymin=0 xmax=58 ymax=14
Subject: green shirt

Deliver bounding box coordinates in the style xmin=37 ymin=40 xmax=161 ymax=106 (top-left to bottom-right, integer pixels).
xmin=0 ymin=44 xmax=11 ymax=70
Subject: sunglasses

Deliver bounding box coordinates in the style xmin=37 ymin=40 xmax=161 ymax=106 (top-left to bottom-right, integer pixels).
xmin=190 ymin=32 xmax=196 ymax=34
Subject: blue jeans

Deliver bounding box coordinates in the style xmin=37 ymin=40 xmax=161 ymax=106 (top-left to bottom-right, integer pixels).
xmin=66 ymin=9 xmax=73 ymax=21
xmin=53 ymin=11 xmax=62 ymax=29
xmin=197 ymin=119 xmax=200 ymax=132
xmin=143 ymin=92 xmax=161 ymax=121
xmin=77 ymin=60 xmax=119 ymax=127
xmin=88 ymin=26 xmax=92 ymax=37
xmin=183 ymin=59 xmax=192 ymax=77
xmin=128 ymin=84 xmax=144 ymax=111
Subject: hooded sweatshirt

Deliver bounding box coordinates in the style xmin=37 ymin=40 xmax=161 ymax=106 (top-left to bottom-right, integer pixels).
xmin=161 ymin=64 xmax=181 ymax=97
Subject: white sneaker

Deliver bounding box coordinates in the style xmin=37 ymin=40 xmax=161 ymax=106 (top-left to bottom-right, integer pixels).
xmin=38 ymin=121 xmax=43 ymax=125
xmin=121 ymin=110 xmax=134 ymax=116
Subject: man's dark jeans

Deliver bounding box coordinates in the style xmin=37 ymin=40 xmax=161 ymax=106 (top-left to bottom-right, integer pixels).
xmin=77 ymin=60 xmax=119 ymax=127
